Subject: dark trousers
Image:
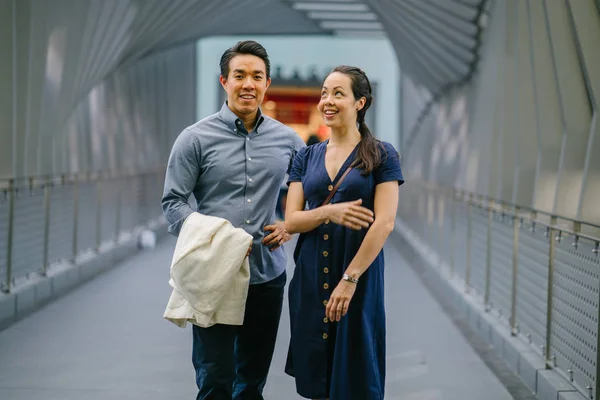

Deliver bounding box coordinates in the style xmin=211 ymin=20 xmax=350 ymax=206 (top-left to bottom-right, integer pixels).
xmin=192 ymin=271 xmax=286 ymax=400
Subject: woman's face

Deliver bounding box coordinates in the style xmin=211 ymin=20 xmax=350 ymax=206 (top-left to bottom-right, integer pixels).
xmin=317 ymin=72 xmax=365 ymax=129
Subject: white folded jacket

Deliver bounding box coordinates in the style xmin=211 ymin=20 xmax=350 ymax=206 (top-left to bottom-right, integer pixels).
xmin=163 ymin=212 xmax=253 ymax=328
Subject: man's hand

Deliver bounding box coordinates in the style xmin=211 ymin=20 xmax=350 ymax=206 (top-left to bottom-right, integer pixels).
xmin=262 ymin=221 xmax=291 ymax=252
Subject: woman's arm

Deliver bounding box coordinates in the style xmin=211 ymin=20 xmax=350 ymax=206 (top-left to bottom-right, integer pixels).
xmin=326 ymin=181 xmax=400 ymax=321
xmin=284 ymin=182 xmax=375 ymax=234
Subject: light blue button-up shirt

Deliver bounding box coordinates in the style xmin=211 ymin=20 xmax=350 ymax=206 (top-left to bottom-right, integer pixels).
xmin=162 ymin=103 xmax=305 ymax=284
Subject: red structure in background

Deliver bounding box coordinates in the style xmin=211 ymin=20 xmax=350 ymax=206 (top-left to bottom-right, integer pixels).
xmin=263 ymin=92 xmax=320 ymax=125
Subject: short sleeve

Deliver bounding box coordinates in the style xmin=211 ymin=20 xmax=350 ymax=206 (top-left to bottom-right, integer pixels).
xmin=288 ymin=146 xmax=308 ymax=185
xmin=374 ymin=142 xmax=404 ymax=186
xmin=287 ymin=132 xmax=307 ymax=175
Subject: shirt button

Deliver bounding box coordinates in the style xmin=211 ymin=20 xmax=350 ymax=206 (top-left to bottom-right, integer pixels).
xmin=328 ymin=185 xmax=333 ymax=191
xmin=246 ymin=137 xmax=250 ymax=141
xmin=234 ymin=129 xmax=237 ymax=133
xmin=323 ymin=267 xmax=329 ymax=274
xmin=323 ymin=283 xmax=329 ymax=290
xmin=247 ymin=199 xmax=252 ymax=203
xmin=323 ymin=300 xmax=328 ymax=306
xmin=248 ymin=178 xmax=253 ymax=182
xmin=322 ymin=251 xmax=328 ymax=257
xmin=248 ymin=157 xmax=252 ymax=161
xmin=323 ymin=234 xmax=329 ymax=240
xmin=322 ymin=333 xmax=328 ymax=340
xmin=246 ymin=220 xmax=251 ymax=224
xmin=323 ymin=317 xmax=329 ymax=323
xmin=236 ymin=120 xmax=241 ymax=125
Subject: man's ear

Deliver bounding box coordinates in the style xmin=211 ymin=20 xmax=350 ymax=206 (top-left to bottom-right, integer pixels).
xmin=219 ymin=75 xmax=227 ymax=90
xmin=265 ymin=77 xmax=272 ymax=90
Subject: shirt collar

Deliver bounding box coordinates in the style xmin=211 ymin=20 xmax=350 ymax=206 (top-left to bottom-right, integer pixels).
xmin=219 ymin=102 xmax=265 ymax=134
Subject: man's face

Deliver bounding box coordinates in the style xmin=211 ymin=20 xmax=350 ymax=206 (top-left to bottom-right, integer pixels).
xmin=220 ymin=54 xmax=271 ymax=119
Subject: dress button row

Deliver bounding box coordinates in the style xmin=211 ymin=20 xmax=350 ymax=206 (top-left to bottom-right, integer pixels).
xmin=323 ymin=267 xmax=329 ymax=274
xmin=323 ymin=317 xmax=329 ymax=323
xmin=323 ymin=283 xmax=329 ymax=290
xmin=322 ymin=333 xmax=328 ymax=340
xmin=328 ymin=185 xmax=333 ymax=191
xmin=324 ymin=234 xmax=329 ymax=240
xmin=322 ymin=251 xmax=328 ymax=257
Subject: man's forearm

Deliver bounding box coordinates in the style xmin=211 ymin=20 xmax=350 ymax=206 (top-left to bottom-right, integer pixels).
xmin=162 ymin=191 xmax=195 ymax=236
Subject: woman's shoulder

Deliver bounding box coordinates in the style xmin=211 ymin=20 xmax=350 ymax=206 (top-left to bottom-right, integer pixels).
xmin=377 ymin=141 xmax=400 ymax=161
xmin=298 ymin=140 xmax=326 ymax=159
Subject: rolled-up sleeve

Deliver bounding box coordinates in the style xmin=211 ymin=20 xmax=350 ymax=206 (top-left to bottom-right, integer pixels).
xmin=162 ymin=129 xmax=201 ymax=236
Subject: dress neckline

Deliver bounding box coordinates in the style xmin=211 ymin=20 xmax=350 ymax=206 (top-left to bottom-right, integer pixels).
xmin=323 ymin=140 xmax=360 ymax=183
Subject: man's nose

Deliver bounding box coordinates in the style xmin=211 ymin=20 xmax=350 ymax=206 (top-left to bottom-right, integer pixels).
xmin=242 ymin=77 xmax=254 ymax=89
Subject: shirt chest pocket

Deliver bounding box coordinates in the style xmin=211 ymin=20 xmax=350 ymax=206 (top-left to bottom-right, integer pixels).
xmin=250 ymin=153 xmax=288 ymax=182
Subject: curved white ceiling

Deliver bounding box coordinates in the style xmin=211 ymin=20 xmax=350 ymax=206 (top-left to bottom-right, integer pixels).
xmin=85 ymin=0 xmax=487 ymax=97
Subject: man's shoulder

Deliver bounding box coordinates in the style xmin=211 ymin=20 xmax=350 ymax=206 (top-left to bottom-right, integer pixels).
xmin=188 ymin=113 xmax=222 ymax=133
xmin=262 ymin=116 xmax=297 ymax=136
xmin=175 ymin=114 xmax=225 ymax=145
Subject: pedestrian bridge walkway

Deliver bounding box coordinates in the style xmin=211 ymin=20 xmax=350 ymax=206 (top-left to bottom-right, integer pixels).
xmin=0 ymin=232 xmax=520 ymax=400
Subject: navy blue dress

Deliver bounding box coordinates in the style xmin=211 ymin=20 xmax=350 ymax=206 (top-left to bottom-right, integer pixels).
xmin=285 ymin=140 xmax=404 ymax=400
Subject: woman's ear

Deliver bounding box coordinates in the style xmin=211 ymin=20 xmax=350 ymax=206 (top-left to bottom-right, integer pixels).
xmin=356 ymin=96 xmax=367 ymax=111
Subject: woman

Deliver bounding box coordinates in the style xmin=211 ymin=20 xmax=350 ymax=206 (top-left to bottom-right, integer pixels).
xmin=284 ymin=66 xmax=404 ymax=400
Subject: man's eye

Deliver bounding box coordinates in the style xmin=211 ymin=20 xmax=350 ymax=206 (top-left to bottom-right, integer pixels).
xmin=255 ymin=76 xmax=263 ymax=80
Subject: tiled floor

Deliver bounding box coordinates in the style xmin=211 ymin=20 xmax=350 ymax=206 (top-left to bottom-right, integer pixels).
xmin=0 ymin=235 xmax=514 ymax=400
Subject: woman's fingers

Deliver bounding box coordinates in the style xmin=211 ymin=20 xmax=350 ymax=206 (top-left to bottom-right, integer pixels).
xmin=351 ymin=205 xmax=375 ymax=219
xmin=326 ymin=297 xmax=336 ymax=320
xmin=343 ymin=216 xmax=370 ymax=229
xmin=336 ymin=301 xmax=344 ymax=321
xmin=342 ymin=300 xmax=349 ymax=317
xmin=326 ymin=295 xmax=352 ymax=321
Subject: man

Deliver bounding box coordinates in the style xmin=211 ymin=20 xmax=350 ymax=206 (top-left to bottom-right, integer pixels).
xmin=162 ymin=40 xmax=305 ymax=399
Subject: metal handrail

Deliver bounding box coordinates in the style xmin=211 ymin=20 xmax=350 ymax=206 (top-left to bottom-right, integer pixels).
xmin=402 ymin=179 xmax=600 ymax=398
xmin=414 ymin=178 xmax=600 ymax=238
xmin=0 ymin=166 xmax=166 ymax=191
xmin=1 ymin=167 xmax=166 ymax=294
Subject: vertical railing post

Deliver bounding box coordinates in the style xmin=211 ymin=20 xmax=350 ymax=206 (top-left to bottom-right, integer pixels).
xmin=450 ymin=188 xmax=456 ymax=276
xmin=510 ymin=207 xmax=520 ymax=334
xmin=437 ymin=187 xmax=444 ymax=261
xmin=96 ymin=173 xmax=102 ymax=252
xmin=71 ymin=173 xmax=79 ymax=262
xmin=545 ymin=216 xmax=557 ymax=368
xmin=484 ymin=201 xmax=493 ymax=311
xmin=42 ymin=178 xmax=51 ymax=276
xmin=115 ymin=176 xmax=121 ymax=242
xmin=595 ymin=240 xmax=599 ymax=400
xmin=465 ymin=193 xmax=473 ymax=293
xmin=3 ymin=179 xmax=15 ymax=293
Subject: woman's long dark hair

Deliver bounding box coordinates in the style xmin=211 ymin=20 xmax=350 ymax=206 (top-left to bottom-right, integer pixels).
xmin=330 ymin=66 xmax=384 ymax=175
